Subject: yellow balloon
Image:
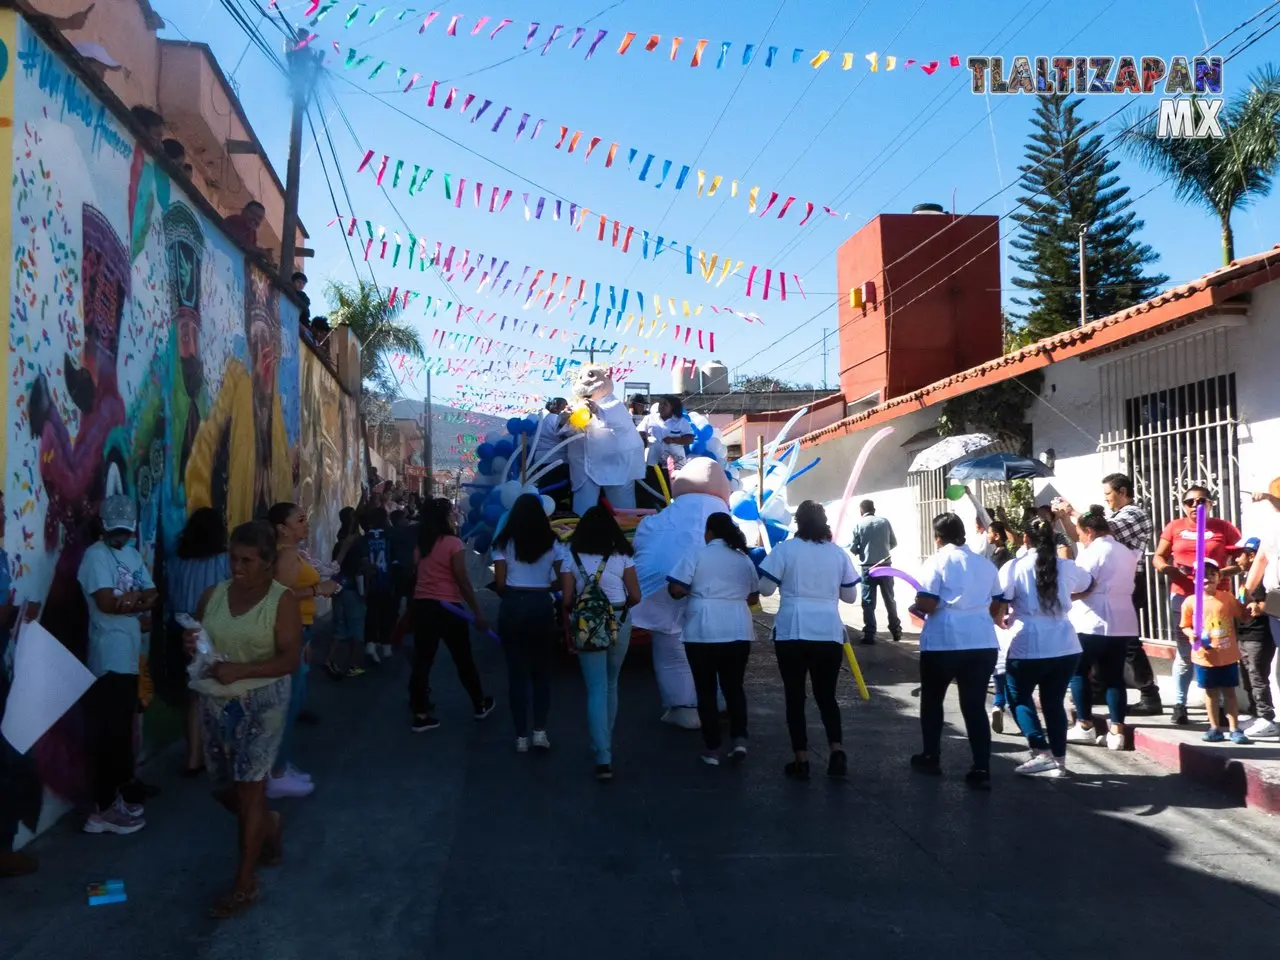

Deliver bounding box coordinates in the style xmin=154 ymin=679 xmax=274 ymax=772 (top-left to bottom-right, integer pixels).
xmin=568 ymin=407 xmax=591 ymax=429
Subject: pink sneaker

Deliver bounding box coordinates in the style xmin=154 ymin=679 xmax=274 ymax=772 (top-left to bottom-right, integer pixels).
xmin=84 ymin=808 xmax=145 ymax=835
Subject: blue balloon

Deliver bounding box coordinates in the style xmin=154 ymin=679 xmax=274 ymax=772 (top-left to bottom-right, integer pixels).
xmin=473 ymin=533 xmax=491 ymax=554
xmin=469 ymin=491 xmax=486 ymax=507
xmin=482 ymin=501 xmax=504 ymax=525
xmin=477 ymin=442 xmax=496 ymax=460
xmin=506 ymin=417 xmax=523 ymax=436
xmin=494 ymin=439 xmax=515 ymax=459
xmin=467 ymin=507 xmax=480 ymax=523
xmin=731 ymin=498 xmax=760 ymax=521
xmin=478 ymin=459 xmax=494 ymax=476
xmin=748 ymin=547 xmax=767 ymax=569
xmin=523 ymin=417 xmax=540 ymax=435
xmin=458 ymin=523 xmax=474 ymax=540
xmin=485 ymin=486 xmax=504 ymax=504
xmin=765 ymin=519 xmax=788 ymax=546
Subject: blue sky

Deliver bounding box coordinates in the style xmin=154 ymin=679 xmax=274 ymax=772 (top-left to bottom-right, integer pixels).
xmin=152 ymin=0 xmax=1280 ymax=411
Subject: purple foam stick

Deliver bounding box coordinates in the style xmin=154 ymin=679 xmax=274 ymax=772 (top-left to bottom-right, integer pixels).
xmin=1193 ymin=501 xmax=1207 ymax=649
xmin=867 ymin=567 xmax=924 ymax=593
xmin=441 ymin=601 xmax=501 ymax=642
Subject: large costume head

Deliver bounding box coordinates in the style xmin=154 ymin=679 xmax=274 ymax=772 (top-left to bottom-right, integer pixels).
xmin=671 ymin=457 xmax=730 ymax=503
xmin=572 ymin=363 xmax=614 ymax=402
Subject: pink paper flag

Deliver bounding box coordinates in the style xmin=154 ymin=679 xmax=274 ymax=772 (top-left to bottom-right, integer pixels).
xmin=798 ymin=201 xmax=814 ymax=225
xmin=374 ymin=155 xmax=389 ymax=184
xmin=758 ymin=191 xmax=779 ymax=217
xmin=793 ymin=273 xmax=806 ymax=298
xmin=470 ymin=15 xmax=490 ymax=35
xmin=304 ymin=0 xmax=320 ymax=14
xmin=920 ymin=61 xmax=940 ymax=75
xmin=746 ymin=265 xmax=757 ymax=296
xmin=446 ymin=14 xmax=462 ymax=36
xmin=489 ymin=17 xmax=511 ymax=38
xmin=777 ymin=196 xmax=796 ymax=218
xmin=418 ymin=11 xmax=440 ymax=32
xmin=949 ymin=54 xmax=961 ymax=67
xmin=443 ymin=87 xmax=457 ymax=109
xmin=499 ymin=189 xmax=513 ymax=212
xmin=455 ymin=178 xmax=466 ymax=207
xmin=584 ymin=135 xmax=602 ymax=161
xmin=474 ymin=182 xmax=482 ymax=207
xmin=779 ymin=272 xmax=787 ymax=300
xmin=460 ymin=93 xmax=476 ymax=113
xmin=762 ymin=269 xmax=771 ymax=300
xmin=427 ymin=80 xmax=439 ymax=105
xmin=404 ymin=72 xmax=421 ymax=92
xmin=710 ymin=331 xmax=715 ymax=351
xmin=356 ymin=149 xmax=375 ymax=172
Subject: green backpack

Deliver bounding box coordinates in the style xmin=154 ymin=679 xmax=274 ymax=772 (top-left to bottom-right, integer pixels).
xmin=570 ymin=554 xmax=619 ymax=652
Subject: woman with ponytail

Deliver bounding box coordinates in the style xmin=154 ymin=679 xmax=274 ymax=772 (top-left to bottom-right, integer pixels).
xmin=997 ymin=517 xmax=1094 ymax=778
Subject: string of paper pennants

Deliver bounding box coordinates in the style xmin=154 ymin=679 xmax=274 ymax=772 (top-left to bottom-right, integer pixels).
xmin=349 ymin=159 xmax=804 ymax=302
xmin=337 ymin=62 xmax=851 ymax=224
xmin=395 ymin=355 xmax=636 ymax=384
xmin=285 ymin=1 xmax=962 ymax=77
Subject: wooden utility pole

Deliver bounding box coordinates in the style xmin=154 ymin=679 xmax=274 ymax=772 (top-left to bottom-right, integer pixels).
xmin=280 ymin=36 xmax=319 ymax=281
xmin=570 ymin=340 xmax=615 ymax=365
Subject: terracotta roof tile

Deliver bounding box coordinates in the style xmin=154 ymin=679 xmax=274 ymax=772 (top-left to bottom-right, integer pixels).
xmin=801 ymin=245 xmax=1280 ymax=447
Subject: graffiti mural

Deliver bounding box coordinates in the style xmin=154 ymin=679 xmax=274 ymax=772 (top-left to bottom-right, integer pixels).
xmin=298 ymin=349 xmax=362 ymax=561
xmin=4 ymin=19 xmax=303 ymax=813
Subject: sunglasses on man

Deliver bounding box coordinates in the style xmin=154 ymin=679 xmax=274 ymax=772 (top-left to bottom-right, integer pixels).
xmin=1183 ymin=496 xmax=1212 ymax=507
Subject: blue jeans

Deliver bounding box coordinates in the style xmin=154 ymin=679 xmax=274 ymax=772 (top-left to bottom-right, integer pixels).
xmin=1005 ymin=653 xmax=1080 ymax=757
xmin=1068 ymin=633 xmax=1130 ymax=725
xmin=860 ymin=570 xmax=901 ymax=641
xmin=992 ymin=672 xmax=1007 ymax=709
xmin=578 ymin=618 xmax=632 ymax=764
xmin=276 ymin=625 xmax=312 ymax=771
xmin=499 ymin=589 xmax=556 ymax=736
xmin=1169 ymin=593 xmax=1193 ymax=705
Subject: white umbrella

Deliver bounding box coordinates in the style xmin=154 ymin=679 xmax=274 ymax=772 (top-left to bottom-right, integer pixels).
xmin=907 ymin=433 xmax=997 ymax=474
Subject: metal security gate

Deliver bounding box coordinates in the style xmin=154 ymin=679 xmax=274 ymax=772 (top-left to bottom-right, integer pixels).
xmin=1098 ymin=326 xmax=1240 ymax=644
xmin=908 ymin=468 xmax=949 ymax=564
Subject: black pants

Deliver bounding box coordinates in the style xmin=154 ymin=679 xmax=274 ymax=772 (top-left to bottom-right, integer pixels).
xmin=1128 ymin=572 xmax=1160 ymax=701
xmin=498 ymin=590 xmax=555 ymax=736
xmin=1240 ymin=636 xmax=1276 ymax=721
xmin=409 ymin=599 xmax=485 ymax=716
xmin=86 ymin=672 xmax=138 ymax=812
xmin=774 ymin=641 xmax=843 ymax=752
xmin=636 ymin=465 xmax=671 ymax=510
xmin=919 ymin=648 xmax=999 ymax=769
xmin=364 ymin=592 xmax=397 ymax=647
xmin=1073 ymin=634 xmax=1130 ymax=725
xmin=684 ymin=641 xmax=751 ymax=750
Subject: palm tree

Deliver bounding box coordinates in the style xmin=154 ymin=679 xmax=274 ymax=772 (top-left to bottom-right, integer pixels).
xmin=325 ymin=279 xmax=426 ymax=484
xmin=1121 ymin=66 xmax=1280 ymax=265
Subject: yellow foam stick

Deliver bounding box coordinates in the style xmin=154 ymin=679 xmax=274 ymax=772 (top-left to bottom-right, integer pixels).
xmin=654 ymin=465 xmax=673 ymax=504
xmin=843 ymin=641 xmax=870 ymax=700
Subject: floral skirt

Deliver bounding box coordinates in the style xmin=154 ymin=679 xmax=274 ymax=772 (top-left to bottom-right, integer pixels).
xmin=199 ymin=677 xmax=291 ymax=783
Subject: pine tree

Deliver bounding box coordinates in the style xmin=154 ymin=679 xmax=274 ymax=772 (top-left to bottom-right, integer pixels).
xmin=1009 ymin=95 xmax=1167 ymax=343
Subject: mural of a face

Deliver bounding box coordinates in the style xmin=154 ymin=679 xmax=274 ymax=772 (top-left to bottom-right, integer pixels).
xmin=572 ymin=364 xmax=614 ymax=402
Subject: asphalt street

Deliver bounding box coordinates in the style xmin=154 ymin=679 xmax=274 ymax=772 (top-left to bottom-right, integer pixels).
xmin=4 ymin=616 xmax=1280 ymax=960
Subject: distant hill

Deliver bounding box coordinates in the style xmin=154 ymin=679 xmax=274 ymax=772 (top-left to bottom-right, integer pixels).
xmin=390 ymin=399 xmax=527 ymax=473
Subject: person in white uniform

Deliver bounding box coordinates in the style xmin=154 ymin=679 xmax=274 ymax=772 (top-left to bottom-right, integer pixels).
xmin=668 ymin=513 xmax=760 ymax=766
xmin=1066 ymin=506 xmax=1139 ymax=750
xmin=758 ymin=501 xmax=858 ymax=781
xmin=535 ymin=398 xmax=570 ymax=512
xmin=564 ymin=365 xmax=645 ymax=516
xmin=998 ymin=519 xmax=1093 ymax=778
xmin=632 ymin=458 xmax=731 ymax=729
xmin=559 ymin=507 xmax=641 ymax=781
xmin=911 ymin=513 xmax=1002 ymax=789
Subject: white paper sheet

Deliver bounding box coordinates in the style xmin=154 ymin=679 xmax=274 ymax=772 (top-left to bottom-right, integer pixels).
xmin=1 ymin=621 xmax=96 ymax=754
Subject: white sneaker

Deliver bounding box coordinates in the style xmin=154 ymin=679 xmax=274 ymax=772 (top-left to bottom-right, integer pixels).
xmin=700 ymin=752 xmax=720 ymax=766
xmin=1041 ymin=761 xmax=1070 ymax=779
xmin=515 ymin=737 xmax=530 ymax=753
xmin=84 ymin=808 xmax=145 ymax=835
xmin=285 ymin=763 xmax=312 ymax=783
xmin=661 ymin=707 xmax=701 ymax=730
xmin=112 ymin=795 xmax=144 ymax=819
xmin=365 ymin=642 xmax=381 ymax=665
xmin=1015 ymin=752 xmax=1060 ymax=776
xmin=990 ymin=707 xmax=1004 ymax=734
xmin=1066 ymin=724 xmax=1098 ymax=744
xmin=380 ymin=644 xmax=393 ymax=659
xmin=1246 ymin=718 xmax=1280 ymax=738
xmin=531 ymin=730 xmax=551 ymax=751
xmin=1105 ymin=731 xmax=1126 ymax=751
xmin=266 ymin=772 xmax=315 ymax=799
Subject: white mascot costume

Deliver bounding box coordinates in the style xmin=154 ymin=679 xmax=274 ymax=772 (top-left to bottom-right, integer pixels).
xmin=631 ymin=457 xmax=731 ymax=728
xmin=564 ymin=364 xmax=646 ymax=517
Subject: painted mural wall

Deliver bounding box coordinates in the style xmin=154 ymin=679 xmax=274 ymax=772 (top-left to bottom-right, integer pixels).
xmin=298 ymin=347 xmax=362 ymax=565
xmin=3 ymin=17 xmax=301 ymax=822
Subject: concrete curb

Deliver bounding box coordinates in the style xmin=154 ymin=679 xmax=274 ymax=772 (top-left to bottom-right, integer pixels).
xmin=1130 ymin=725 xmax=1280 ymax=814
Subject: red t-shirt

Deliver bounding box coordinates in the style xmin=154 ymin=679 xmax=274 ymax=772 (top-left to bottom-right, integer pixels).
xmin=414 ymin=535 xmax=464 ymax=602
xmin=1159 ymin=516 xmax=1241 ymax=595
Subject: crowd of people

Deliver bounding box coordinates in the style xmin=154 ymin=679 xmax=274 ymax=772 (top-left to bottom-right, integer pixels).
xmin=3 ymin=458 xmax=1278 ymax=913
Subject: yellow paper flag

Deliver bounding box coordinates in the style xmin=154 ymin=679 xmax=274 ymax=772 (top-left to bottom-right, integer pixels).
xmin=682 ymin=301 xmax=691 ymax=317
xmin=866 ymin=51 xmax=878 ymax=72
xmin=708 ymin=174 xmax=723 ymax=196
xmin=886 ymin=55 xmax=896 ymax=70
xmin=731 ymin=180 xmax=739 ymax=197
xmin=694 ymin=305 xmax=704 ymax=316
xmin=718 ymin=257 xmax=733 ymax=285
xmin=842 ymin=52 xmax=853 ymax=70
xmin=697 ymin=169 xmax=706 ymax=196
xmin=810 ymin=50 xmax=830 ymax=69
xmin=668 ymin=299 xmax=677 ymax=316
xmin=748 ymin=186 xmax=760 ymax=213
xmin=653 ymin=296 xmax=662 ymax=318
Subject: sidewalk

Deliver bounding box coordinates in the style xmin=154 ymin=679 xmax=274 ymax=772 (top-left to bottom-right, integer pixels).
xmin=863 ymin=631 xmax=1280 ymax=816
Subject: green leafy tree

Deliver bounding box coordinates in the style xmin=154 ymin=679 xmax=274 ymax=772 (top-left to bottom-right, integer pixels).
xmin=1121 ymin=66 xmax=1280 ymax=265
xmin=326 ymin=279 xmax=426 ymax=480
xmin=1010 ymin=95 xmax=1167 ymax=342
xmin=731 ymin=374 xmax=815 ymax=392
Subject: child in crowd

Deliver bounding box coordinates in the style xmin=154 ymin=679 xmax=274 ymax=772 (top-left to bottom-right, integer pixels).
xmin=1233 ymin=538 xmax=1277 ymax=738
xmin=1180 ymin=559 xmax=1252 ymax=744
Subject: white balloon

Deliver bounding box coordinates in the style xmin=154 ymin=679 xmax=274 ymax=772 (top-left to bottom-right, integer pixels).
xmin=491 ymin=456 xmax=509 ymax=479
xmin=540 ymin=495 xmax=555 ymax=515
xmin=707 ymin=436 xmax=727 ymax=460
xmin=521 ymin=482 xmax=539 ymax=498
xmin=729 ymin=490 xmax=752 ymax=510
xmin=498 ymin=480 xmax=523 ymax=509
